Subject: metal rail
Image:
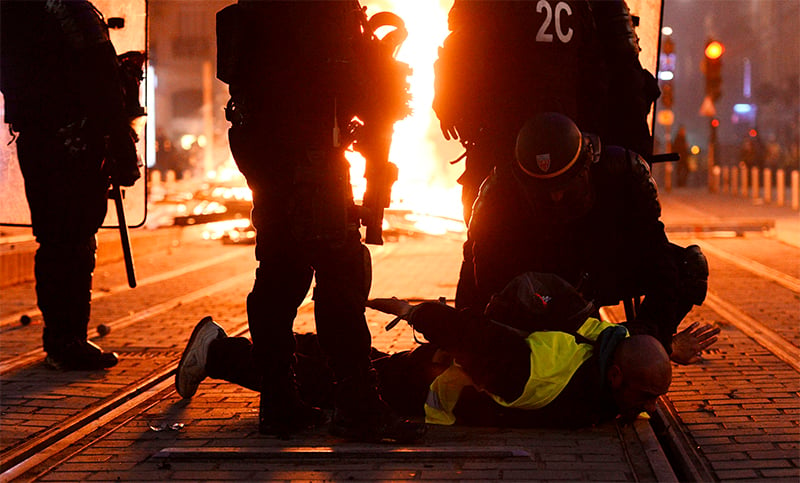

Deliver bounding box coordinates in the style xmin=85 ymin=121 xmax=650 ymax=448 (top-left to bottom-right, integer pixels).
xmin=0 ymin=272 xmax=254 ymax=375
xmin=691 ymin=239 xmax=800 ymax=293
xmin=0 ymin=321 xmax=253 ymax=480
xmin=0 ymin=249 xmax=247 ymax=329
xmin=0 ymin=245 xmax=405 ymax=478
xmin=600 ymin=247 xmax=799 ymax=481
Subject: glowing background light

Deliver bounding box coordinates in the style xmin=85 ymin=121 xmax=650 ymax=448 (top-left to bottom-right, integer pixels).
xmin=348 ymin=0 xmax=464 ymax=222
xmin=705 ymin=41 xmax=724 ymax=60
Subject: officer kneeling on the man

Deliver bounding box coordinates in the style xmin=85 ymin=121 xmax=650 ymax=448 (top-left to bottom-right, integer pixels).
xmin=463 ymin=112 xmax=712 ymax=364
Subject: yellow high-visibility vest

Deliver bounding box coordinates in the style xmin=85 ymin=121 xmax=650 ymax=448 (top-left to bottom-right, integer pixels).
xmin=424 ymin=318 xmax=626 ymax=425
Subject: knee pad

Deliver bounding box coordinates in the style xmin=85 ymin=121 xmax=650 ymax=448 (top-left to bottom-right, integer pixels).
xmin=679 ymin=244 xmax=709 ymax=305
xmin=361 ymin=244 xmax=372 ymax=299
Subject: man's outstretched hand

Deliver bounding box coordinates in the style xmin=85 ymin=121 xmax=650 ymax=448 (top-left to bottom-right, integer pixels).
xmin=366 ymin=297 xmax=414 ymax=318
xmin=671 ymin=322 xmax=721 ymax=365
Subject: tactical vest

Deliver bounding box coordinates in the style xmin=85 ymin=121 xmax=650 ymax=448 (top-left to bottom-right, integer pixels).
xmin=424 ymin=317 xmax=627 ymax=425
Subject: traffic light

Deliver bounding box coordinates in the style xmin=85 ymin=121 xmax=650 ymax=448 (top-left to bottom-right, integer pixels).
xmin=661 ymin=81 xmax=673 ymax=109
xmin=702 ymin=39 xmax=724 ymax=102
xmin=658 ymin=34 xmax=675 ymax=110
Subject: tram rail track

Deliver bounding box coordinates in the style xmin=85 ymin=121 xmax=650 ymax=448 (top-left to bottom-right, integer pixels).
xmin=628 ymin=238 xmax=798 ymax=482
xmin=0 ymin=315 xmax=257 ymax=480
xmin=1 ymin=230 xmax=795 ymax=481
xmin=0 ymin=272 xmax=254 ymax=375
xmin=0 ymin=249 xmax=248 ymax=330
xmin=690 ymin=238 xmax=800 ymax=293
xmin=0 ymin=243 xmax=403 ymax=479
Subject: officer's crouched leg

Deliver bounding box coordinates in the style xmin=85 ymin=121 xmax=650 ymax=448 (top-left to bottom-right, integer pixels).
xmin=680 ymin=244 xmax=709 ymax=305
xmin=671 ymin=244 xmax=709 ymax=324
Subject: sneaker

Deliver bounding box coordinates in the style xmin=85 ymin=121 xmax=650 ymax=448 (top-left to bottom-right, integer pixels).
xmin=175 ymin=316 xmax=227 ymax=399
xmin=45 ymin=340 xmax=119 ymax=371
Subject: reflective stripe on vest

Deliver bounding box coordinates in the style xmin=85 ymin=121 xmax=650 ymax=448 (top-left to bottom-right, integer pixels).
xmin=424 ymin=317 xmax=625 ymax=425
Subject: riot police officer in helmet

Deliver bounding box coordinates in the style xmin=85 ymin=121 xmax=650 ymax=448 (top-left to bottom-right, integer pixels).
xmin=512 ymin=112 xmax=602 ymax=222
xmin=0 ymin=0 xmax=141 ymax=370
xmin=465 ymin=112 xmax=711 ymax=360
xmin=175 ymin=0 xmax=424 ymax=443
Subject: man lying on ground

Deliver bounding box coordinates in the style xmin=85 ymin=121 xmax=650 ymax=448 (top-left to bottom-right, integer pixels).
xmin=176 ymin=272 xmax=717 ymax=429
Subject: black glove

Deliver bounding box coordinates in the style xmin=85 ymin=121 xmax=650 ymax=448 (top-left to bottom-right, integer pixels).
xmin=105 ymin=126 xmax=141 ymax=187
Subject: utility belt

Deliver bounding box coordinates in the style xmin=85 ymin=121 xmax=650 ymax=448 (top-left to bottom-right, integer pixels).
xmin=228 ymin=115 xmax=358 ymax=244
xmin=225 ymin=97 xmax=341 ymax=144
xmin=224 ymin=98 xmax=248 ymax=127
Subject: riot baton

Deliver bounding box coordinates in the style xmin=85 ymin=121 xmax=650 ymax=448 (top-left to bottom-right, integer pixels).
xmin=109 ymin=184 xmax=137 ymax=288
xmin=650 ymin=153 xmax=680 ymax=164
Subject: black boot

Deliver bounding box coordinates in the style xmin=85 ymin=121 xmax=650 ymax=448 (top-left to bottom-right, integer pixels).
xmin=259 ymin=369 xmax=328 ymax=438
xmin=330 ymin=370 xmax=426 ymax=443
xmin=45 ymin=339 xmax=118 ymax=371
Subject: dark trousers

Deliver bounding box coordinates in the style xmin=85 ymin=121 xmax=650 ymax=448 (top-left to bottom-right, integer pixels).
xmin=206 ymin=333 xmax=438 ymax=417
xmin=16 ymin=129 xmax=109 ymax=353
xmin=228 ymin=124 xmax=374 ymax=385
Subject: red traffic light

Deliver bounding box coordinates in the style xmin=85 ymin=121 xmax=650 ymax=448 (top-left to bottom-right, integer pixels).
xmin=705 ymin=41 xmax=724 ymax=60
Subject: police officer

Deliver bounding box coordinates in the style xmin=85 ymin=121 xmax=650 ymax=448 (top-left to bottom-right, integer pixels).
xmin=435 ymin=0 xmax=658 ymax=221
xmin=433 ymin=0 xmax=659 ymax=308
xmin=464 ymin=112 xmax=709 ymax=359
xmin=189 ymin=0 xmax=423 ymax=442
xmin=1 ymin=0 xmax=141 ymax=370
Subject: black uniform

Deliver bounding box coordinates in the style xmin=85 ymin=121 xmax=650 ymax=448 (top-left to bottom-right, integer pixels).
xmin=214 ymin=1 xmax=422 ymax=442
xmin=0 ymin=0 xmax=139 ymax=370
xmin=433 ymin=0 xmax=607 ymax=223
xmin=467 ymin=147 xmax=689 ymax=352
xmin=434 ymin=0 xmax=659 ymax=314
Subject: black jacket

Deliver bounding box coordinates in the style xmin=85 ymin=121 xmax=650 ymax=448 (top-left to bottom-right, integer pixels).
xmin=469 ymin=146 xmax=680 ymax=349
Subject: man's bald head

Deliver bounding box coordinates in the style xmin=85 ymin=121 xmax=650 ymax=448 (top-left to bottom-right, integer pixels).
xmin=608 ymin=335 xmax=672 ymax=422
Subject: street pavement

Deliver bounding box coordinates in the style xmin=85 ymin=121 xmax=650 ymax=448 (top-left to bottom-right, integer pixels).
xmin=0 ymin=185 xmax=798 ymax=481
xmin=658 ymin=185 xmax=800 ymax=248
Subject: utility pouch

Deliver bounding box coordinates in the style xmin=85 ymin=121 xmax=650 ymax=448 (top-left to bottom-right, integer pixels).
xmin=289 ymin=148 xmax=351 ymax=243
xmin=55 ymin=118 xmax=103 ymax=171
xmin=216 ymin=4 xmax=244 ymax=85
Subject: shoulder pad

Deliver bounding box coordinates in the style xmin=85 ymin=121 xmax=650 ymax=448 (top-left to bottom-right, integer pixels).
xmin=599 ymin=145 xmax=653 ymax=179
xmin=600 ymin=145 xmax=643 ymax=175
xmin=468 ymin=168 xmax=501 ymax=227
xmin=46 ymin=0 xmax=110 ymax=50
xmin=597 ymin=145 xmax=661 ymax=216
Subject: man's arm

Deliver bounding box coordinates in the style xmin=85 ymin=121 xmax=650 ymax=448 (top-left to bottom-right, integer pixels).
xmin=670 ymin=322 xmax=720 ymax=365
xmin=368 ymin=297 xmax=530 ymax=403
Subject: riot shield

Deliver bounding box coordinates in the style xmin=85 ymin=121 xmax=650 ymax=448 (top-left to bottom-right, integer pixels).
xmin=626 ymin=0 xmax=665 ymax=136
xmin=0 ymin=0 xmax=148 ymax=228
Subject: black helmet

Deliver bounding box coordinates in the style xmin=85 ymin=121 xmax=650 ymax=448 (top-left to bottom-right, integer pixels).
xmin=515 ymin=112 xmax=600 ymax=187
xmin=513 ymin=112 xmax=601 ymax=221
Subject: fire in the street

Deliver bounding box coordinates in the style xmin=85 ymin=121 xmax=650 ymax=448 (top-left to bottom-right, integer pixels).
xmin=349 ymin=0 xmax=465 ymax=232
xmin=200 ymin=1 xmax=468 ymax=241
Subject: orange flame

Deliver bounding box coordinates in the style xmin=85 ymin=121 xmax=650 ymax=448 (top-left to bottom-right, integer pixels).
xmin=349 ymin=1 xmax=464 ymax=229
